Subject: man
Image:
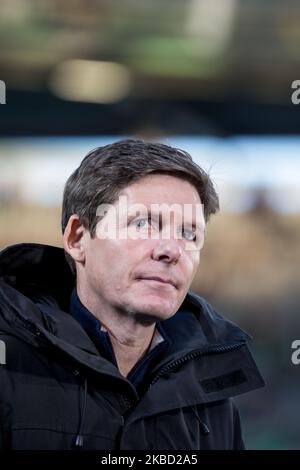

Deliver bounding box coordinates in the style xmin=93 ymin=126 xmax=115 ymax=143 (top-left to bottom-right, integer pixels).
xmin=0 ymin=139 xmax=264 ymax=450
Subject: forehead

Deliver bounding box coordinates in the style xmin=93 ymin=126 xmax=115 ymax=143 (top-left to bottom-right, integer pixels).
xmin=119 ymin=174 xmax=201 ymax=205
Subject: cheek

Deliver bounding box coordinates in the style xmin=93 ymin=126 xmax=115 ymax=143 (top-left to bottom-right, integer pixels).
xmin=123 ymin=238 xmax=153 ymax=260
xmin=86 ymin=239 xmax=137 ymax=280
xmin=86 ymin=250 xmax=106 ymax=284
xmin=183 ymin=251 xmax=200 ymax=280
xmin=84 ymin=241 xmax=113 ymax=279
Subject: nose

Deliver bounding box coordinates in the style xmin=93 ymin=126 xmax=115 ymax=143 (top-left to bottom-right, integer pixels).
xmin=151 ymin=239 xmax=183 ymax=264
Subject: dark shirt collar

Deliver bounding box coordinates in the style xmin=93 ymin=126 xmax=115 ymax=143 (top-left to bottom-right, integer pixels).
xmin=68 ymin=288 xmax=171 ymax=373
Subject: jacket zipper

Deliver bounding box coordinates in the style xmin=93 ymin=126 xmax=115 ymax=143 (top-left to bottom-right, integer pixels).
xmin=149 ymin=341 xmax=246 ymax=386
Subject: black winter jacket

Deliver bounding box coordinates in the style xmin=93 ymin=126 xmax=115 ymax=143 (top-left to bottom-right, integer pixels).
xmin=0 ymin=243 xmax=264 ymax=450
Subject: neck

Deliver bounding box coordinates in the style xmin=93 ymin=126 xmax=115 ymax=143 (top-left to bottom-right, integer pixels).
xmin=108 ymin=327 xmax=156 ymax=377
xmin=76 ymin=286 xmax=156 ymax=377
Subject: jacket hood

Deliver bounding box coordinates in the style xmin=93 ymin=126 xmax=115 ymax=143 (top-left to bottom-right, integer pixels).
xmin=0 ymin=243 xmax=264 ymax=408
xmin=0 ymin=242 xmax=74 ymax=312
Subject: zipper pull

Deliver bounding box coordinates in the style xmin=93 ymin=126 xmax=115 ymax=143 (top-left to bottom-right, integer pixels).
xmin=191 ymin=405 xmax=210 ymax=436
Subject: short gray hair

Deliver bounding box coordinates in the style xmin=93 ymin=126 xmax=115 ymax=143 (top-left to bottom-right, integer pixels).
xmin=61 ymin=139 xmax=219 ymax=273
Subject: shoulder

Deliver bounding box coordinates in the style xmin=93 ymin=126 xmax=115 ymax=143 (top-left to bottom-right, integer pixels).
xmin=183 ymin=291 xmax=251 ymax=343
xmin=0 ymin=332 xmax=49 ymax=395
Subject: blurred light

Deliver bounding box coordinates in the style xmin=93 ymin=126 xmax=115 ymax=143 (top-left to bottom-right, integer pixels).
xmin=1 ymin=136 xmax=300 ymax=213
xmin=49 ymin=60 xmax=132 ymax=104
xmin=185 ymin=0 xmax=237 ymax=55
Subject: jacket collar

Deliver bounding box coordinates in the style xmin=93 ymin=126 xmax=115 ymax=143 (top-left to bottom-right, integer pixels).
xmin=126 ymin=343 xmax=264 ymax=423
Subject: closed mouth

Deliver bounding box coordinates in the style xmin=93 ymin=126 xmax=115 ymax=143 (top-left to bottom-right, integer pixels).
xmin=137 ymin=276 xmax=177 ymax=289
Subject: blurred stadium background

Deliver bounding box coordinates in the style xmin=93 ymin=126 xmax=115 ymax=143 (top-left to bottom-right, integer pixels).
xmin=1 ymin=0 xmax=300 ymax=449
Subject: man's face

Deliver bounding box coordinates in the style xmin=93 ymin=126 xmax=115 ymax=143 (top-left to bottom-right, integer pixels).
xmin=79 ymin=174 xmax=206 ymax=323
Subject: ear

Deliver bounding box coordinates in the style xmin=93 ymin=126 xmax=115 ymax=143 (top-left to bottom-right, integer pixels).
xmin=63 ymin=214 xmax=87 ymax=264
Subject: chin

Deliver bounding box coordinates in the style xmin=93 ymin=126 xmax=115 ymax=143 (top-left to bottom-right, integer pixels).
xmin=119 ymin=292 xmax=180 ymax=323
xmin=132 ymin=299 xmax=178 ymax=323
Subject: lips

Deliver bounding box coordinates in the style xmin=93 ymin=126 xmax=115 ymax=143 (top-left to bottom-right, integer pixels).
xmin=137 ymin=276 xmax=177 ymax=289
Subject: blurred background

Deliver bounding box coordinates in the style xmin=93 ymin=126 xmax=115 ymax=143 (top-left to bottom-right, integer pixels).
xmin=0 ymin=0 xmax=300 ymax=449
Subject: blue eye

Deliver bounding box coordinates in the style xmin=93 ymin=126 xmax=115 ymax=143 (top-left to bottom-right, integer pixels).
xmin=132 ymin=218 xmax=149 ymax=229
xmin=182 ymin=228 xmax=197 ymax=242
